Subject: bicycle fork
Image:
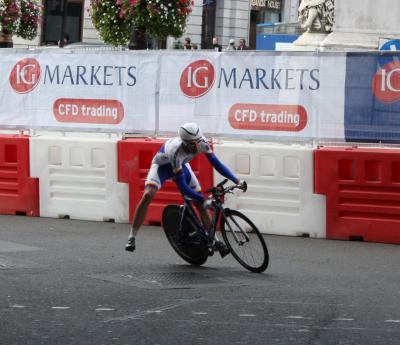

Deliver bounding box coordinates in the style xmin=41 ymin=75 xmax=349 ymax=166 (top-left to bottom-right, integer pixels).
xmin=222 ymin=211 xmax=250 ymax=246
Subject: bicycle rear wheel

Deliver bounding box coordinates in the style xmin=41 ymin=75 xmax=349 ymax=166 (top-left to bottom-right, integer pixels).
xmin=162 ymin=205 xmax=208 ymax=266
xmin=221 ymin=209 xmax=269 ymax=273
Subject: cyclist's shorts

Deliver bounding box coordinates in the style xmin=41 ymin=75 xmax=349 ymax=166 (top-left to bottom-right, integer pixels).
xmin=145 ymin=163 xmax=201 ymax=192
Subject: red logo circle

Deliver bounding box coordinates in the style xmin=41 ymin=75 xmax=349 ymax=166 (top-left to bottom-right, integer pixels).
xmin=9 ymin=58 xmax=41 ymax=94
xmin=372 ymin=61 xmax=400 ymax=103
xmin=180 ymin=60 xmax=215 ymax=98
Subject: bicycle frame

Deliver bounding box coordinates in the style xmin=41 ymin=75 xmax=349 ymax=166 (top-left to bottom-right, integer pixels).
xmin=179 ymin=198 xmax=224 ymax=246
xmin=164 ymin=179 xmax=268 ymax=272
xmin=178 ymin=179 xmax=250 ymax=248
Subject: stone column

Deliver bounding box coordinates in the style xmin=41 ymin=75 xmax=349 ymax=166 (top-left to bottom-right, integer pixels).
xmin=320 ymin=0 xmax=400 ymax=51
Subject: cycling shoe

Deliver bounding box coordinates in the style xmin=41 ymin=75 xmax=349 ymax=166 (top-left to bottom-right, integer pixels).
xmin=214 ymin=241 xmax=230 ymax=258
xmin=125 ymin=236 xmax=136 ymax=252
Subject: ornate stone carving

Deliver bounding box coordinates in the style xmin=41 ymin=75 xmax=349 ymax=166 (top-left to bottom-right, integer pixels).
xmin=298 ymin=0 xmax=334 ymax=33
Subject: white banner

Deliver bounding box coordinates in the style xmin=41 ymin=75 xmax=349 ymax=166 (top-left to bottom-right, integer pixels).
xmin=0 ymin=51 xmax=158 ymax=132
xmin=159 ymin=52 xmax=346 ymax=139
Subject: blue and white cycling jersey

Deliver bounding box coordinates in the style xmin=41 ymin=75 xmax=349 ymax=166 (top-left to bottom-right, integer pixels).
xmin=145 ymin=136 xmax=238 ymax=202
xmin=152 ymin=136 xmax=212 ymax=173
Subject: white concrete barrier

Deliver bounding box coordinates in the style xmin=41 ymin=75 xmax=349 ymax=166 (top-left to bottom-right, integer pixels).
xmin=30 ymin=134 xmax=128 ymax=222
xmin=214 ymin=140 xmax=326 ymax=238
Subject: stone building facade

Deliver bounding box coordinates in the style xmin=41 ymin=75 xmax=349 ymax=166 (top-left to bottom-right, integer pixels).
xmin=13 ymin=0 xmax=300 ymax=49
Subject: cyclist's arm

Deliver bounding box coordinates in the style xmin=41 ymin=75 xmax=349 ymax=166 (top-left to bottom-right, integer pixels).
xmin=174 ymin=169 xmax=205 ymax=202
xmin=206 ymin=153 xmax=239 ymax=184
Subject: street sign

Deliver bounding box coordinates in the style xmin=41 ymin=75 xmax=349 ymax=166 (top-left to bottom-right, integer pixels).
xmin=379 ymin=38 xmax=400 ymax=67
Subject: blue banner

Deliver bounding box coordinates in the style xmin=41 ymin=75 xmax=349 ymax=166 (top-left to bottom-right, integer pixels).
xmin=345 ymin=53 xmax=400 ymax=143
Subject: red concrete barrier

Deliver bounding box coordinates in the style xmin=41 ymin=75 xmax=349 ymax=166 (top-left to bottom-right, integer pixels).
xmin=0 ymin=135 xmax=39 ymax=216
xmin=118 ymin=137 xmax=213 ymax=225
xmin=314 ymin=146 xmax=400 ymax=244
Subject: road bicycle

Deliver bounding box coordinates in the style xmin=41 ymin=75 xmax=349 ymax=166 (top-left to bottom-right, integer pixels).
xmin=162 ymin=179 xmax=269 ymax=273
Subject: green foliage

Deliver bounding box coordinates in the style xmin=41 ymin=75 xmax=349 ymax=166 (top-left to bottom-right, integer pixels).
xmin=90 ymin=0 xmax=194 ymax=46
xmin=17 ymin=0 xmax=40 ymax=40
xmin=0 ymin=0 xmax=40 ymax=40
xmin=90 ymin=0 xmax=133 ymax=46
xmin=129 ymin=0 xmax=193 ymax=39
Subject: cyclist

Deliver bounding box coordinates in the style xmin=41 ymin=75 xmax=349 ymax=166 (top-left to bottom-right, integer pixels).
xmin=125 ymin=122 xmax=243 ymax=257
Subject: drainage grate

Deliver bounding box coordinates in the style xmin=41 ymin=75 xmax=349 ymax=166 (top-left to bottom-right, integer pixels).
xmin=91 ymin=270 xmax=252 ymax=289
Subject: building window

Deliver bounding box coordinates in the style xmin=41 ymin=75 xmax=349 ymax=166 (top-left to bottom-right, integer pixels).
xmin=201 ymin=0 xmax=216 ymax=49
xmin=250 ymin=0 xmax=282 ymax=49
xmin=42 ymin=0 xmax=83 ymax=46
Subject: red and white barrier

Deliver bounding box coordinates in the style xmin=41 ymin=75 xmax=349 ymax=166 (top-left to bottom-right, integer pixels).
xmin=214 ymin=140 xmax=326 ymax=238
xmin=30 ymin=133 xmax=128 ymax=222
xmin=0 ymin=134 xmax=39 ymax=216
xmin=0 ymin=128 xmax=398 ymax=246
xmin=315 ymin=146 xmax=400 ymax=244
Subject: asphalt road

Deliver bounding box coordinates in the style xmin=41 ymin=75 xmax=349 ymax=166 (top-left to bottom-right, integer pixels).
xmin=0 ymin=215 xmax=399 ymax=345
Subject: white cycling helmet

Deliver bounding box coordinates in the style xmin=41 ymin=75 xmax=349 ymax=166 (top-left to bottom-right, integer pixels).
xmin=178 ymin=123 xmax=203 ymax=142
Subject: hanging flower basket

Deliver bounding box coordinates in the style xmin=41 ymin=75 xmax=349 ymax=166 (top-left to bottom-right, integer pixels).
xmin=90 ymin=0 xmax=133 ymax=46
xmin=17 ymin=0 xmax=40 ymax=40
xmin=90 ymin=0 xmax=193 ymax=46
xmin=0 ymin=0 xmax=40 ymax=47
xmin=129 ymin=0 xmax=193 ymax=39
xmin=0 ymin=0 xmax=20 ymax=34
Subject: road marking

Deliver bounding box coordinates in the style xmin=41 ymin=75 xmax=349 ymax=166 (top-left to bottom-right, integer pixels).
xmin=332 ymin=318 xmax=354 ymax=321
xmin=192 ymin=312 xmax=208 ymax=315
xmin=10 ymin=304 xmax=25 ymax=308
xmin=95 ymin=308 xmax=115 ymax=311
xmin=51 ymin=307 xmax=70 ymax=310
xmin=385 ymin=320 xmax=400 ymax=323
xmin=198 ymin=298 xmax=346 ymax=307
xmin=104 ymin=299 xmax=198 ymax=322
xmin=113 ymin=318 xmax=371 ymax=331
xmin=286 ymin=316 xmax=305 ymax=319
xmin=239 ymin=314 xmax=256 ymax=317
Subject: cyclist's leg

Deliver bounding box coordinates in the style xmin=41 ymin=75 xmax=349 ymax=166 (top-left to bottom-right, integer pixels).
xmin=126 ymin=184 xmax=157 ymax=252
xmin=183 ymin=164 xmax=211 ymax=230
xmin=126 ymin=164 xmax=171 ymax=251
xmin=130 ymin=164 xmax=163 ymax=236
xmin=130 ymin=185 xmax=157 ymax=237
xmin=184 ymin=164 xmax=229 ymax=256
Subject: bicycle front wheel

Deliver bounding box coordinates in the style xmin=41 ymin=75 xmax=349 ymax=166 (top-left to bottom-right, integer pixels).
xmin=221 ymin=209 xmax=269 ymax=273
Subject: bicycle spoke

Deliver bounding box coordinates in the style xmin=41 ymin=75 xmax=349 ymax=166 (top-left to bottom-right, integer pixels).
xmin=222 ymin=210 xmax=269 ymax=273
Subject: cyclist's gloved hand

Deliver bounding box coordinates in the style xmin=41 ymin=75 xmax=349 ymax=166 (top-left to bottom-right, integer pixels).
xmin=239 ymin=180 xmax=247 ymax=192
xmin=202 ymin=199 xmax=213 ymax=209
